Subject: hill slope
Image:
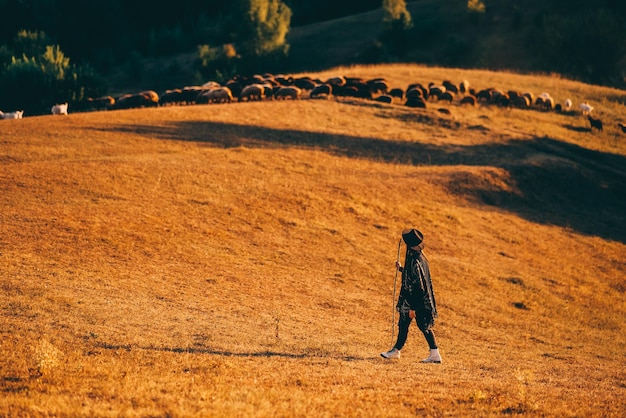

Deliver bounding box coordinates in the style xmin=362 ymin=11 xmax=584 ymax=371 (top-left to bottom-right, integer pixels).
xmin=1 ymin=64 xmax=625 ymax=416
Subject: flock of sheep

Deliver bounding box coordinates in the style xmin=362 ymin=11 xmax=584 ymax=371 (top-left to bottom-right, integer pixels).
xmin=2 ymin=72 xmax=625 ymax=134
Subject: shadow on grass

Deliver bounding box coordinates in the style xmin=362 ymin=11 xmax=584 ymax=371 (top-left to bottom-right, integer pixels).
xmin=98 ymin=343 xmax=372 ymax=361
xmin=101 ymin=120 xmax=626 ymax=243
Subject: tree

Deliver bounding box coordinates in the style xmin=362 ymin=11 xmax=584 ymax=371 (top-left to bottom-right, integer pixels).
xmin=233 ymin=0 xmax=292 ymax=57
xmin=379 ymin=0 xmax=412 ymax=58
xmin=383 ymin=0 xmax=412 ymax=27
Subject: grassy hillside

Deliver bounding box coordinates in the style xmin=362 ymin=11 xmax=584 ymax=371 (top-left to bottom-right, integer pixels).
xmin=1 ymin=64 xmax=625 ymax=416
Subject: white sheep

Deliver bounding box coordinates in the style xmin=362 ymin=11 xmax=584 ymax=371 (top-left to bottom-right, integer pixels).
xmin=579 ymin=102 xmax=594 ymax=115
xmin=51 ymin=102 xmax=68 ymax=115
xmin=564 ymin=99 xmax=572 ymax=110
xmin=1 ymin=110 xmax=24 ymax=119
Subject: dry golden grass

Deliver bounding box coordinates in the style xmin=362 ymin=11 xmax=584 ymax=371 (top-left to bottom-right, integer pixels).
xmin=1 ymin=64 xmax=625 ymax=417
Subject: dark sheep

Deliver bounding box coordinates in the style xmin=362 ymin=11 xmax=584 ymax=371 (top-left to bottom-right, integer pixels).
xmin=440 ymin=91 xmax=454 ymax=103
xmin=442 ymin=80 xmax=458 ymax=94
xmin=460 ymin=96 xmax=476 ymax=106
xmin=389 ymin=88 xmax=404 ymax=99
xmin=405 ymin=97 xmax=426 ymax=108
xmin=374 ymin=95 xmax=393 ymax=104
xmin=367 ymin=79 xmax=389 ymax=95
xmin=459 ymin=80 xmax=470 ymax=94
xmin=405 ymin=88 xmax=423 ymax=100
xmin=310 ymin=84 xmax=332 ymax=99
xmin=588 ymin=115 xmax=603 ymax=131
xmin=293 ymin=77 xmax=317 ymax=90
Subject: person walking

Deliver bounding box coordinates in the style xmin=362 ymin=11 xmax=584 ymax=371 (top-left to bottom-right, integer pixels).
xmin=381 ymin=228 xmax=441 ymax=363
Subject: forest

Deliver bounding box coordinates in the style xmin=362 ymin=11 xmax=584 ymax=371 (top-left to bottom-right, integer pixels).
xmin=0 ymin=0 xmax=625 ymax=115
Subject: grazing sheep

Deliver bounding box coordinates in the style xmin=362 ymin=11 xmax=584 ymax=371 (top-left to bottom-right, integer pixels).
xmin=310 ymin=84 xmax=332 ymax=99
xmin=389 ymin=88 xmax=404 ymax=99
xmin=511 ymin=95 xmax=530 ymax=109
xmin=159 ymin=89 xmax=184 ymax=106
xmin=460 ymin=95 xmax=476 ymax=106
xmin=588 ymin=115 xmax=603 ymax=132
xmin=564 ymin=99 xmax=572 ymax=111
xmin=405 ymin=97 xmax=426 ymax=108
xmin=459 ymin=80 xmax=468 ymax=94
xmin=292 ymin=77 xmax=316 ymax=90
xmin=1 ymin=110 xmax=24 ymax=119
xmin=51 ymin=103 xmax=69 ymax=115
xmin=405 ymin=88 xmax=424 ymax=100
xmin=580 ymin=102 xmax=594 ymax=115
xmin=374 ymin=95 xmax=393 ymax=104
xmin=325 ymin=76 xmax=346 ymax=86
xmin=202 ymin=87 xmax=234 ymax=103
xmin=618 ymin=122 xmax=626 ymax=133
xmin=239 ymin=84 xmax=265 ymax=102
xmin=274 ymin=86 xmax=302 ymax=100
xmin=440 ymin=91 xmax=454 ymax=103
xmin=367 ymin=79 xmax=389 ymax=95
xmin=442 ymin=80 xmax=458 ymax=94
xmin=428 ymin=84 xmax=446 ymax=100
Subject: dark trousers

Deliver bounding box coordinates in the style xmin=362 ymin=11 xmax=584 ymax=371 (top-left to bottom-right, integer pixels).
xmin=394 ymin=313 xmax=438 ymax=350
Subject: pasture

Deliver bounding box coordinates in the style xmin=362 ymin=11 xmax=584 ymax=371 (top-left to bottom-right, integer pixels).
xmin=1 ymin=64 xmax=625 ymax=417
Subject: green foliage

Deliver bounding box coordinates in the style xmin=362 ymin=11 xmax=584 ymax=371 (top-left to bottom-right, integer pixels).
xmin=196 ymin=0 xmax=292 ymax=77
xmin=197 ymin=43 xmax=240 ymax=82
xmin=467 ymin=0 xmax=486 ymax=14
xmin=0 ymin=36 xmax=105 ymax=115
xmin=383 ymin=0 xmax=412 ymax=26
xmin=233 ymin=0 xmax=292 ymax=58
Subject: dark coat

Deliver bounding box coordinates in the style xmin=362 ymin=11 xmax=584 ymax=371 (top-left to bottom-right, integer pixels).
xmin=397 ymin=248 xmax=438 ymax=327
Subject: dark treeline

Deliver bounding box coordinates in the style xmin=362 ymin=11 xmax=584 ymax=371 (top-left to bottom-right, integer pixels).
xmin=0 ymin=0 xmax=381 ymax=66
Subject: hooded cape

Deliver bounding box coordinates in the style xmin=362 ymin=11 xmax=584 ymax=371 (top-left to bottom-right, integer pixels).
xmin=397 ymin=248 xmax=438 ymax=322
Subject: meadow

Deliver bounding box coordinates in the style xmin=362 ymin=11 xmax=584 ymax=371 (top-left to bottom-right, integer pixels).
xmin=1 ymin=64 xmax=625 ymax=417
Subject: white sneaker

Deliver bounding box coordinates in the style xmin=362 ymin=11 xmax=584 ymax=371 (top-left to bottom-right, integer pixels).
xmin=381 ymin=348 xmax=400 ymax=359
xmin=421 ymin=348 xmax=442 ymax=364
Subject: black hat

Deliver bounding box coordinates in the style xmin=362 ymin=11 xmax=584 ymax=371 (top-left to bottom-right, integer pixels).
xmin=402 ymin=228 xmax=424 ymax=249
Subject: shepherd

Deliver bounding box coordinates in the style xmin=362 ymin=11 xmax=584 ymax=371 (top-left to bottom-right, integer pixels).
xmin=381 ymin=228 xmax=441 ymax=363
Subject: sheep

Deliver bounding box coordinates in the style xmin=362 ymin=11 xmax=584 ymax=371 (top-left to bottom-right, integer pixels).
xmin=428 ymin=84 xmax=446 ymax=100
xmin=442 ymin=80 xmax=458 ymax=94
xmin=292 ymin=77 xmax=316 ymax=90
xmin=325 ymin=76 xmax=346 ymax=86
xmin=51 ymin=103 xmax=68 ymax=115
xmin=405 ymin=88 xmax=424 ymax=100
xmin=310 ymin=84 xmax=332 ymax=99
xmin=564 ymin=99 xmax=572 ymax=111
xmin=580 ymin=102 xmax=594 ymax=115
xmin=388 ymin=88 xmax=404 ymax=99
xmin=239 ymin=84 xmax=265 ymax=102
xmin=459 ymin=80 xmax=470 ymax=94
xmin=460 ymin=95 xmax=477 ymax=106
xmin=374 ymin=95 xmax=393 ymax=104
xmin=440 ymin=91 xmax=455 ymax=103
xmin=367 ymin=79 xmax=389 ymax=95
xmin=112 ymin=91 xmax=159 ymax=110
xmin=588 ymin=115 xmax=603 ymax=132
xmin=203 ymin=87 xmax=234 ymax=104
xmin=274 ymin=86 xmax=302 ymax=100
xmin=405 ymin=97 xmax=426 ymax=108
xmin=1 ymin=110 xmax=24 ymax=119
xmin=511 ymin=95 xmax=530 ymax=109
